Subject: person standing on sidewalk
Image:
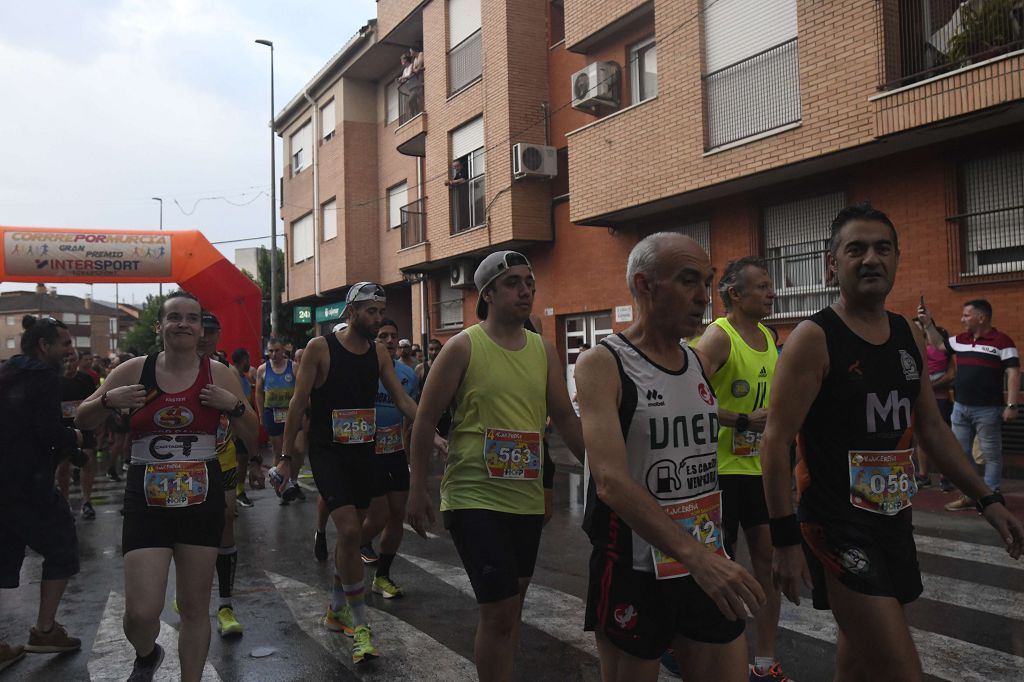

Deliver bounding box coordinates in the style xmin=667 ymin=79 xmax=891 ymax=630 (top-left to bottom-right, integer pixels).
xmin=918 ymin=299 xmax=1020 ymax=509
xmin=57 ymin=350 xmax=99 ymax=520
xmin=0 ymin=316 xmax=84 ymax=673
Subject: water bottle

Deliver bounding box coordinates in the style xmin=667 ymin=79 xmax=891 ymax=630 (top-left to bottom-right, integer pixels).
xmin=268 ymin=465 xmax=284 ymax=489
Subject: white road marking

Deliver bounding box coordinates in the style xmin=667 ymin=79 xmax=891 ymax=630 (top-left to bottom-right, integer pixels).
xmin=404 ymin=555 xmax=674 ymax=682
xmin=914 ymin=533 xmax=1023 ymax=571
xmin=920 ymin=572 xmax=1024 ymax=621
xmin=265 ymin=570 xmax=477 ymax=680
xmin=88 ymin=590 xmax=221 ymax=681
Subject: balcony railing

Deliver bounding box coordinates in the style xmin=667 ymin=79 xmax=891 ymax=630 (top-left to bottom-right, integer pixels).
xmin=450 ymin=176 xmax=485 ymax=234
xmin=703 ymin=38 xmax=801 ymax=150
xmin=879 ymin=0 xmax=1024 ymax=90
xmin=448 ymin=29 xmax=482 ymax=95
xmin=398 ymin=73 xmax=424 ymax=126
xmin=400 ymin=197 xmax=426 ymax=249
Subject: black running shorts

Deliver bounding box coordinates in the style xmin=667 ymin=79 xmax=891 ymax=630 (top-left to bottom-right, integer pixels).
xmin=371 ymin=451 xmax=410 ymax=494
xmin=584 ymin=548 xmax=745 ymax=659
xmin=0 ymin=489 xmax=80 ymax=588
xmin=308 ymin=445 xmax=378 ymax=512
xmin=801 ymin=519 xmax=923 ymax=610
xmin=122 ymin=461 xmax=225 ymax=553
xmin=221 ymin=467 xmax=238 ymax=491
xmin=719 ymin=474 xmax=770 ymax=558
xmin=444 ymin=509 xmax=544 ymax=604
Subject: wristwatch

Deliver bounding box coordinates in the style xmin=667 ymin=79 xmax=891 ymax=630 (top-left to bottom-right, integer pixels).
xmin=227 ymin=399 xmax=246 ymax=419
xmin=976 ymin=491 xmax=1006 ymax=514
xmin=735 ymin=413 xmax=750 ymax=433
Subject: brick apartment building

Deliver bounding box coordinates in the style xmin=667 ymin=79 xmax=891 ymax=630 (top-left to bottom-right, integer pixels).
xmin=278 ymin=0 xmax=1024 ymax=394
xmin=0 ymin=284 xmax=138 ymax=361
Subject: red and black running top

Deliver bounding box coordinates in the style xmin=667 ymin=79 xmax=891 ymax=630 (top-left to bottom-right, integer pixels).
xmin=127 ymin=353 xmax=222 ymax=464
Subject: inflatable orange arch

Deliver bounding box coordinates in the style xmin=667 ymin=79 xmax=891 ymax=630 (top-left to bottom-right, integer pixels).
xmin=0 ymin=225 xmax=263 ymax=361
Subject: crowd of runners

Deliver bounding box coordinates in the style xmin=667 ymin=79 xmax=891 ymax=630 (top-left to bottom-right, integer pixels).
xmin=1 ymin=203 xmax=1023 ymax=682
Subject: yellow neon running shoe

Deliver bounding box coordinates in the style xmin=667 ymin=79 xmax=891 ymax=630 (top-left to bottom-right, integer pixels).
xmin=351 ymin=625 xmax=378 ymax=664
xmin=217 ymin=606 xmax=243 ymax=638
xmin=372 ymin=575 xmax=404 ymax=599
xmin=324 ymin=604 xmax=353 ymax=636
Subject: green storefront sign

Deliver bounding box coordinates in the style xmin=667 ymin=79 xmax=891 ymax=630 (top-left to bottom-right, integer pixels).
xmin=315 ymin=302 xmax=345 ymax=323
xmin=293 ymin=306 xmax=312 ymax=324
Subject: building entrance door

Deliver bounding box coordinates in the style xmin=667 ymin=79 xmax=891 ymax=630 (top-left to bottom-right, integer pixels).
xmin=563 ymin=311 xmax=613 ymax=411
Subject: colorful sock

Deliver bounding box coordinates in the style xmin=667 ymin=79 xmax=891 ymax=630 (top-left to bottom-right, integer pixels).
xmin=216 ymin=546 xmax=237 ymax=608
xmin=377 ymin=553 xmax=396 ymax=579
xmin=330 ymin=573 xmax=346 ymax=611
xmin=342 ymin=582 xmax=368 ymax=627
xmin=754 ymin=656 xmax=775 ymax=673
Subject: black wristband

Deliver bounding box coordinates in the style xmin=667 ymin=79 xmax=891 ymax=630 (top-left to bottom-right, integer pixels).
xmin=976 ymin=491 xmax=1006 ymax=514
xmin=769 ymin=514 xmax=802 ymax=547
xmin=227 ymin=400 xmax=246 ymax=419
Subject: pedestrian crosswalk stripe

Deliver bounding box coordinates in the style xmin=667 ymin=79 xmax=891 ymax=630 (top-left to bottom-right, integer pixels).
xmin=88 ymin=590 xmax=222 ymax=681
xmin=403 ymin=555 xmax=675 ymax=682
xmin=779 ymin=601 xmax=1024 ymax=682
xmin=914 ymin=533 xmax=1023 ymax=571
xmin=920 ymin=572 xmax=1024 ymax=621
xmin=265 ymin=570 xmax=478 ymax=680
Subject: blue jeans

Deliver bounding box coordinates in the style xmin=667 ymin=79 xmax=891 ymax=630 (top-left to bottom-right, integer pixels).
xmin=951 ymin=402 xmax=1004 ymax=491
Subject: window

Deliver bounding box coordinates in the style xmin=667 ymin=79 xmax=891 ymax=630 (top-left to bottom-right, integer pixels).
xmin=5 ymin=316 xmax=15 ymax=325
xmin=448 ymin=0 xmax=482 ymax=94
xmin=291 ymin=213 xmax=314 ymax=264
xmin=955 ymin=149 xmax=1024 ymax=277
xmin=321 ymin=100 xmax=335 ymax=142
xmin=762 ymin=192 xmax=845 ymax=318
xmin=290 ymin=121 xmax=312 ymax=174
xmin=62 ymin=313 xmax=76 ymax=324
xmin=5 ymin=338 xmax=15 ymax=349
xmin=437 ymin=279 xmax=464 ymax=329
xmin=630 ymin=37 xmax=657 ymax=104
xmin=702 ymin=0 xmax=800 ymax=149
xmin=672 ymin=221 xmax=713 ymax=323
xmin=322 ymin=199 xmax=338 ymax=241
xmin=78 ymin=314 xmax=90 ymax=324
xmin=109 ymin=318 xmax=118 ymax=335
xmin=385 ymin=80 xmax=399 ymax=124
xmin=74 ymin=336 xmax=90 ymax=347
xmin=388 ymin=182 xmax=409 ymax=229
xmin=450 ymin=117 xmax=486 ymax=233
xmin=550 ymin=0 xmax=565 ymax=46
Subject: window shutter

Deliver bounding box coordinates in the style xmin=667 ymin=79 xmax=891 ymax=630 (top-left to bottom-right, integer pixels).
xmin=322 ymin=199 xmax=337 ymax=241
xmin=321 ymin=100 xmax=335 ymax=138
xmin=449 ymin=0 xmax=482 ymax=48
xmin=451 ymin=116 xmax=484 ymax=160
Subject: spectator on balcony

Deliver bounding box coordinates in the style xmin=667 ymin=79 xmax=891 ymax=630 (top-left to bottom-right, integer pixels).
xmin=397 ymin=50 xmax=424 ymax=117
xmin=446 ymin=158 xmax=470 ymax=231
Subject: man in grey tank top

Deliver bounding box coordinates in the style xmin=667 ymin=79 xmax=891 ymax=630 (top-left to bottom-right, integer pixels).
xmin=575 ymin=232 xmax=765 ymax=682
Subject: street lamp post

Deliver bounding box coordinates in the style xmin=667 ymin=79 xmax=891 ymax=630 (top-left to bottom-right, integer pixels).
xmin=152 ymin=197 xmax=163 ymax=296
xmin=255 ymin=38 xmax=279 ymax=340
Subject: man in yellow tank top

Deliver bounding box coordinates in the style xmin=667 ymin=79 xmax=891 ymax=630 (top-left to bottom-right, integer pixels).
xmin=696 ymin=257 xmax=783 ymax=681
xmin=408 ymin=250 xmax=584 ymax=682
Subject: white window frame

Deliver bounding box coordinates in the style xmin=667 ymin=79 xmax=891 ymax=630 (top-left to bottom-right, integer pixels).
xmin=672 ymin=221 xmax=712 ymax=323
xmin=958 ymin=149 xmax=1024 ymax=276
xmin=62 ymin=313 xmax=76 ymax=324
xmin=78 ymin=314 xmax=90 ymax=324
xmin=320 ymin=100 xmax=336 ymax=142
xmin=5 ymin=337 xmax=15 ymax=349
xmin=74 ymin=336 xmax=90 ymax=347
xmin=5 ymin=316 xmax=16 ymax=325
xmin=291 ymin=213 xmax=315 ymax=264
xmin=437 ymin=279 xmax=464 ymax=329
xmin=385 ymin=80 xmax=399 ymax=124
xmin=109 ymin=318 xmax=118 ymax=335
xmin=290 ymin=121 xmax=312 ymax=174
xmin=388 ymin=182 xmax=409 ymax=230
xmin=322 ymin=198 xmax=338 ymax=241
xmin=630 ymin=37 xmax=657 ymax=104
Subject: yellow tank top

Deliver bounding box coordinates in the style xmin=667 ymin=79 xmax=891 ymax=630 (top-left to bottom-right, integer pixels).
xmin=216 ymin=415 xmax=237 ymax=473
xmin=709 ymin=317 xmax=777 ymax=476
xmin=441 ymin=324 xmax=548 ymax=515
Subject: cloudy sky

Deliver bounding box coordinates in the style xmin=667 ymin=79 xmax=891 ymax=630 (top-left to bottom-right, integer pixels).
xmin=0 ymin=0 xmax=376 ymax=306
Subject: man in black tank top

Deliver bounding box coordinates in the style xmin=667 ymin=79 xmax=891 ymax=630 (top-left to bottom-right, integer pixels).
xmin=276 ymin=282 xmax=419 ymax=665
xmin=760 ymin=205 xmax=1023 ymax=681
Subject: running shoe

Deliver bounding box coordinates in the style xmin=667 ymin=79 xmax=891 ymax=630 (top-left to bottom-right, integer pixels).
xmin=945 ymin=495 xmax=975 ymax=511
xmin=281 ymin=482 xmax=300 ymax=504
xmin=217 ymin=606 xmax=243 ymax=638
xmin=0 ymin=642 xmax=25 ymax=672
xmin=351 ymin=625 xmax=378 ymax=664
xmin=24 ymin=622 xmax=81 ymax=653
xmin=914 ymin=474 xmax=932 ymax=488
xmin=127 ymin=643 xmax=164 ymax=682
xmin=325 ymin=605 xmax=354 ymax=636
xmin=372 ymin=575 xmax=404 ymax=599
xmin=237 ymin=491 xmax=254 ymax=508
xmin=81 ymin=501 xmax=96 ymax=520
xmin=939 ymin=477 xmax=955 ymax=492
xmin=660 ymin=649 xmax=681 ymax=678
xmin=314 ymin=530 xmax=328 ymax=562
xmin=107 ymin=466 xmax=122 ymax=482
xmin=361 ymin=544 xmax=379 ymax=565
xmin=750 ymin=662 xmax=789 ymax=681
xmin=293 ymin=484 xmax=307 ymax=501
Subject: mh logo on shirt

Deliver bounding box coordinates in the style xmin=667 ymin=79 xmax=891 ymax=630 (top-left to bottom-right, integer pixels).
xmin=866 ymin=390 xmax=911 ymax=433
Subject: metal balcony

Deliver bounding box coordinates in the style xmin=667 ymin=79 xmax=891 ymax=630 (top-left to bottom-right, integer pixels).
xmin=400 ymin=197 xmax=426 ymax=249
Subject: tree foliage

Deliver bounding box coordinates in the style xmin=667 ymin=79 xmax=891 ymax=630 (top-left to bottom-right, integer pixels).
xmin=121 ymin=293 xmax=165 ymax=356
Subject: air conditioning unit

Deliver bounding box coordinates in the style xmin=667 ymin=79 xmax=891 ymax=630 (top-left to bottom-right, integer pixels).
xmin=512 ymin=143 xmax=557 ymax=180
xmin=571 ymin=61 xmax=620 ymax=112
xmin=449 ymin=261 xmax=475 ymax=289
